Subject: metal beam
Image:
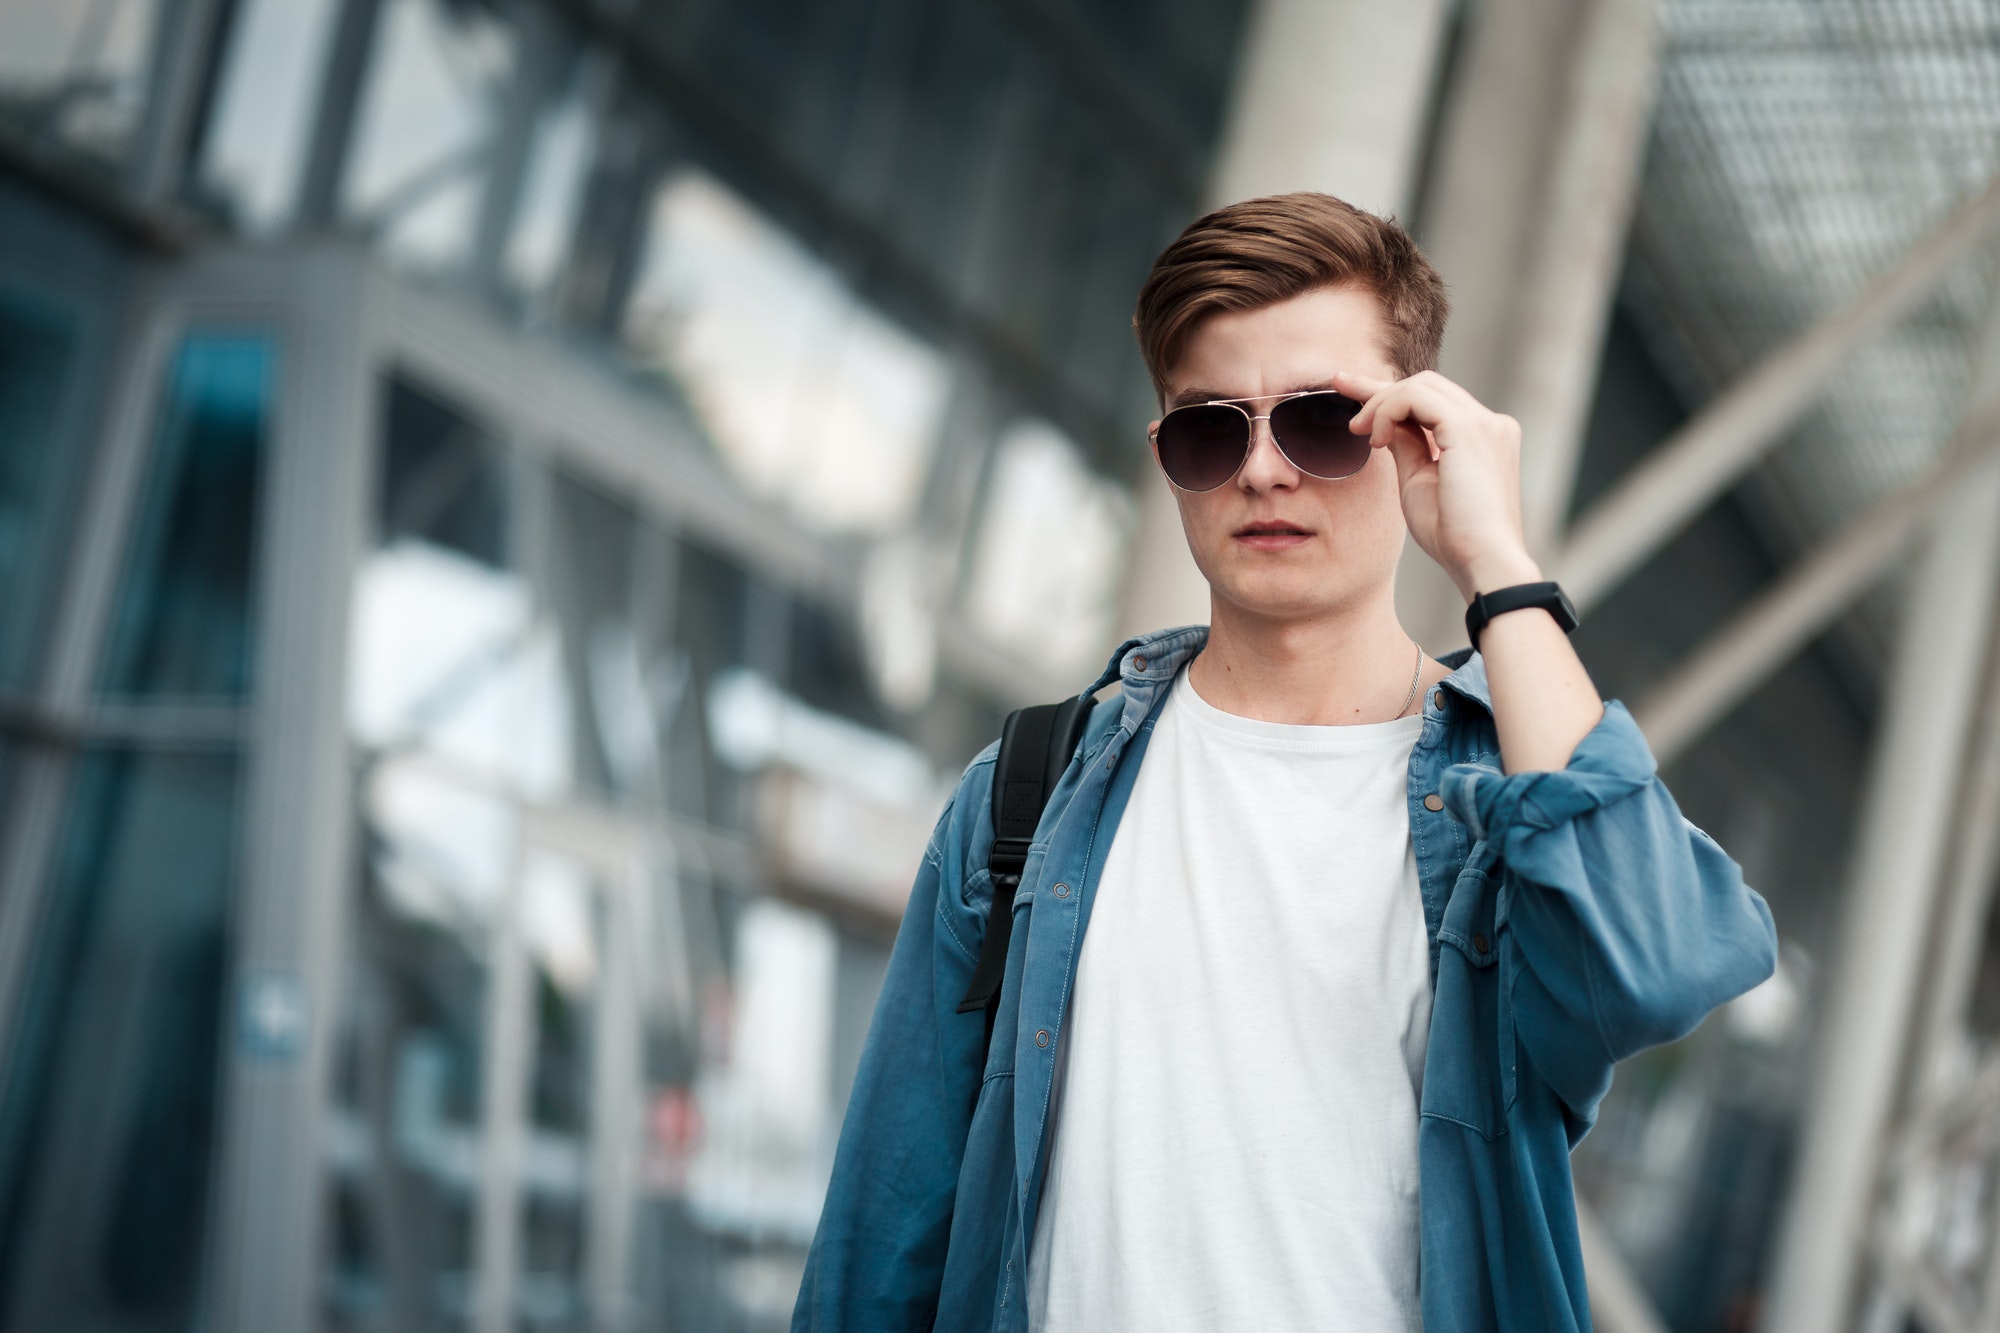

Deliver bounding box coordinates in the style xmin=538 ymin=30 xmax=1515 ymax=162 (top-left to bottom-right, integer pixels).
xmin=295 ymin=0 xmax=384 ymax=229
xmin=1759 ymin=461 xmax=2000 ymax=1333
xmin=126 ymin=0 xmax=229 ymax=206
xmin=1632 ymin=410 xmax=2000 ymax=765
xmin=1910 ymin=613 xmax=2000 ymax=1098
xmin=1558 ymin=171 xmax=2000 ymax=612
xmin=1762 ymin=257 xmax=2000 ymax=1329
xmin=200 ymin=249 xmax=382 ymax=1333
xmin=1862 ymin=536 xmax=2000 ymax=1333
xmin=1510 ymin=0 xmax=1665 ymax=556
xmin=1578 ymin=1201 xmax=1671 ymax=1333
xmin=469 ymin=5 xmax=573 ymax=295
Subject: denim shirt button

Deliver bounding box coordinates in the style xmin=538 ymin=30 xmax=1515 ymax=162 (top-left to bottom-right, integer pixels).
xmin=1035 ymin=1029 xmax=1051 ymax=1047
xmin=1132 ymin=655 xmax=1149 ymax=672
xmin=1423 ymin=793 xmax=1445 ymax=812
xmin=1473 ymin=933 xmax=1490 ymax=954
xmin=1052 ymin=882 xmax=1070 ymax=898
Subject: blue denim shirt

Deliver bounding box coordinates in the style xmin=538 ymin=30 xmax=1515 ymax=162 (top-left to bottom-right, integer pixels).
xmin=794 ymin=624 xmax=1777 ymax=1332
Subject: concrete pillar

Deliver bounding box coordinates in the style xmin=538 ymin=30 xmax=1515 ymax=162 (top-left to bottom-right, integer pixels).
xmin=1762 ymin=264 xmax=2000 ymax=1331
xmin=1117 ymin=0 xmax=1452 ymax=639
xmin=1205 ymin=0 xmax=1452 ymax=218
xmin=1422 ymin=0 xmax=1591 ymax=406
xmin=1397 ymin=0 xmax=1663 ymax=649
xmin=1508 ymin=0 xmax=1664 ymax=554
xmin=200 ymin=249 xmax=379 ymax=1333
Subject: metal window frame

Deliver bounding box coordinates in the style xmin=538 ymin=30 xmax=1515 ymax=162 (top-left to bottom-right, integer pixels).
xmin=164 ymin=239 xmax=855 ymax=1332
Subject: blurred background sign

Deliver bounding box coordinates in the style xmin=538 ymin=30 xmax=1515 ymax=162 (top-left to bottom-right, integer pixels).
xmin=1 ymin=1 xmax=1999 ymax=1331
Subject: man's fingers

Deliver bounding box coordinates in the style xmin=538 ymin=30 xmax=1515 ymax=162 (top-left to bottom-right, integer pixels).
xmin=1331 ymin=367 xmax=1396 ymax=400
xmin=1341 ymin=370 xmax=1487 ymax=434
xmin=1383 ymin=421 xmax=1433 ymax=491
xmin=1356 ymin=379 xmax=1449 ymax=444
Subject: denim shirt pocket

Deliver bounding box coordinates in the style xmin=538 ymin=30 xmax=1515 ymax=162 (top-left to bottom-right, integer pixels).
xmin=1421 ymin=855 xmax=1517 ymax=1140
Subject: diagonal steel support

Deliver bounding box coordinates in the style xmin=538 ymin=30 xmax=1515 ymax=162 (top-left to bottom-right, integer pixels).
xmin=1762 ymin=246 xmax=2000 ymax=1333
xmin=1558 ymin=172 xmax=2000 ymax=613
xmin=1578 ymin=1201 xmax=1671 ymax=1333
xmin=1860 ymin=514 xmax=2000 ymax=1333
xmin=1632 ymin=408 xmax=2000 ymax=764
xmin=1762 ymin=460 xmax=2000 ymax=1333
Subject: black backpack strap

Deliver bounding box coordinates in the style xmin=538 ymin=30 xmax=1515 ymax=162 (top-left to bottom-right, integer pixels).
xmin=956 ymin=695 xmax=1094 ymax=1033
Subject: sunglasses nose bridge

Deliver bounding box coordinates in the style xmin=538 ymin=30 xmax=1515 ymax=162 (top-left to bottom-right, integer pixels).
xmin=1238 ymin=410 xmax=1299 ymax=484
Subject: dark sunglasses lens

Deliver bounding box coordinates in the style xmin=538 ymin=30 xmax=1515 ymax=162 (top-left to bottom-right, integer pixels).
xmin=1269 ymin=392 xmax=1370 ymax=478
xmin=1155 ymin=404 xmax=1249 ymax=491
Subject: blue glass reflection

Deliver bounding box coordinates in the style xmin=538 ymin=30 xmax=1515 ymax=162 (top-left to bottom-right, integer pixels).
xmin=0 ymin=289 xmax=82 ymax=691
xmin=0 ymin=748 xmax=241 ymax=1330
xmin=101 ymin=335 xmax=273 ymax=698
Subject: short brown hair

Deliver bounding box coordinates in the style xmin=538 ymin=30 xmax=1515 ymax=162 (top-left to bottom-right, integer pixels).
xmin=1132 ymin=192 xmax=1449 ymax=401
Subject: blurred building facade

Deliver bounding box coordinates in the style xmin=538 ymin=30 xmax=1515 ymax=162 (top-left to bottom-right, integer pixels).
xmin=1 ymin=2 xmax=1999 ymax=1332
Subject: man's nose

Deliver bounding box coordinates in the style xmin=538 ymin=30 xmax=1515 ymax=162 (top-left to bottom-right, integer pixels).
xmin=1237 ymin=414 xmax=1299 ymax=490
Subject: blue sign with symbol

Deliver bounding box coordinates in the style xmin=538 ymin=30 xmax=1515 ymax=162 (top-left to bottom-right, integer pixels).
xmin=239 ymin=970 xmax=309 ymax=1063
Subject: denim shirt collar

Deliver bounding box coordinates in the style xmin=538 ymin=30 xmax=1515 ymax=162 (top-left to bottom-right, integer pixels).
xmin=1082 ymin=623 xmax=1493 ymax=718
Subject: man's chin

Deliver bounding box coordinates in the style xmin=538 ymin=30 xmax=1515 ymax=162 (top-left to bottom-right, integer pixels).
xmin=1207 ymin=573 xmax=1353 ymax=625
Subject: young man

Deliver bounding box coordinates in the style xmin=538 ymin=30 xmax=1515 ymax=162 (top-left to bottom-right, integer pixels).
xmin=792 ymin=192 xmax=1777 ymax=1332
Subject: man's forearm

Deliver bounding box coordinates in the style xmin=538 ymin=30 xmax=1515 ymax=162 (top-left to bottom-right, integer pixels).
xmin=1461 ymin=552 xmax=1606 ymax=775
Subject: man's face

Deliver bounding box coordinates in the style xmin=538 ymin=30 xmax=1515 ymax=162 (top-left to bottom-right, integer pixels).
xmin=1150 ymin=283 xmax=1409 ymax=626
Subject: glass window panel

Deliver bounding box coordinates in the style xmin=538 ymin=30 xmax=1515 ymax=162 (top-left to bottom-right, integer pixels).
xmin=350 ymin=539 xmax=573 ymax=797
xmin=0 ymin=0 xmax=161 ymax=167
xmin=641 ymin=855 xmax=709 ymax=1082
xmin=503 ymin=55 xmax=600 ymax=309
xmin=354 ymin=377 xmax=573 ymax=798
xmin=516 ymin=851 xmax=603 ymax=1331
xmin=324 ymin=759 xmax=511 ymax=1332
xmin=195 ymin=0 xmax=343 ymax=232
xmin=962 ymin=419 xmax=1133 ymax=678
xmin=0 ymin=288 xmax=86 ymax=691
xmin=343 ymin=0 xmax=517 ymax=273
xmin=100 ymin=333 xmax=274 ymax=699
xmin=621 ymin=168 xmax=949 ymax=535
xmin=0 ymin=748 xmax=240 ymax=1330
xmin=665 ymin=542 xmax=748 ymax=828
xmin=788 ymin=596 xmax=883 ymax=732
xmin=378 ymin=375 xmax=507 ymax=566
xmin=686 ymin=898 xmax=836 ymax=1242
xmin=547 ymin=468 xmax=650 ymax=802
xmin=830 ymin=931 xmax=891 ymax=1113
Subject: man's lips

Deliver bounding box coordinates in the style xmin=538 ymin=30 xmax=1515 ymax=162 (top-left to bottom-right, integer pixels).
xmin=1232 ymin=521 xmax=1314 ymax=549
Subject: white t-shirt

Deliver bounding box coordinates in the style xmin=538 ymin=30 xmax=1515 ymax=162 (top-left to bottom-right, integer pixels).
xmin=1026 ymin=666 xmax=1432 ymax=1333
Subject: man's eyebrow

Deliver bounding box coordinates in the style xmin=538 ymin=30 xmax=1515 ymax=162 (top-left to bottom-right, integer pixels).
xmin=1166 ymin=380 xmax=1341 ymax=409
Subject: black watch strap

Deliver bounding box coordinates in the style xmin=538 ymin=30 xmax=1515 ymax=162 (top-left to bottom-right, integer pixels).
xmin=1464 ymin=581 xmax=1579 ymax=651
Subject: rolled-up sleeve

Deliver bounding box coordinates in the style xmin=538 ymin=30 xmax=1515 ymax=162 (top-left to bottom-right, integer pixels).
xmin=1439 ymin=701 xmax=1778 ymax=1119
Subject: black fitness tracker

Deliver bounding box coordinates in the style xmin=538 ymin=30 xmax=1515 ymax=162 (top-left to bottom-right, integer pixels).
xmin=1464 ymin=581 xmax=1579 ymax=651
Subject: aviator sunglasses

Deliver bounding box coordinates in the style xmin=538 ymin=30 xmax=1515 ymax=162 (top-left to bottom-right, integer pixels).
xmin=1149 ymin=388 xmax=1372 ymax=492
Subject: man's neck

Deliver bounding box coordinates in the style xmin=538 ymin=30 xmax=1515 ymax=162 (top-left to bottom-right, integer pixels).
xmin=1184 ymin=589 xmax=1427 ymax=727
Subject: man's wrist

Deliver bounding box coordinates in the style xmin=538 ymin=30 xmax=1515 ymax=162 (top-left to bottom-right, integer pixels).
xmin=1455 ymin=548 xmax=1543 ymax=602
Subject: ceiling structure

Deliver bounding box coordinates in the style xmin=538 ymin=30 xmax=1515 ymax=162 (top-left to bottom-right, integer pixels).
xmin=1623 ymin=0 xmax=2000 ymax=667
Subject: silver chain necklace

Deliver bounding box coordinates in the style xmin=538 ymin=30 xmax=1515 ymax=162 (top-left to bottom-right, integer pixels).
xmin=1394 ymin=641 xmax=1425 ymax=719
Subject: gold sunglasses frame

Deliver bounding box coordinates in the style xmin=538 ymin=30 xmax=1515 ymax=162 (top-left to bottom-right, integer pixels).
xmin=1148 ymin=388 xmax=1370 ymax=493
